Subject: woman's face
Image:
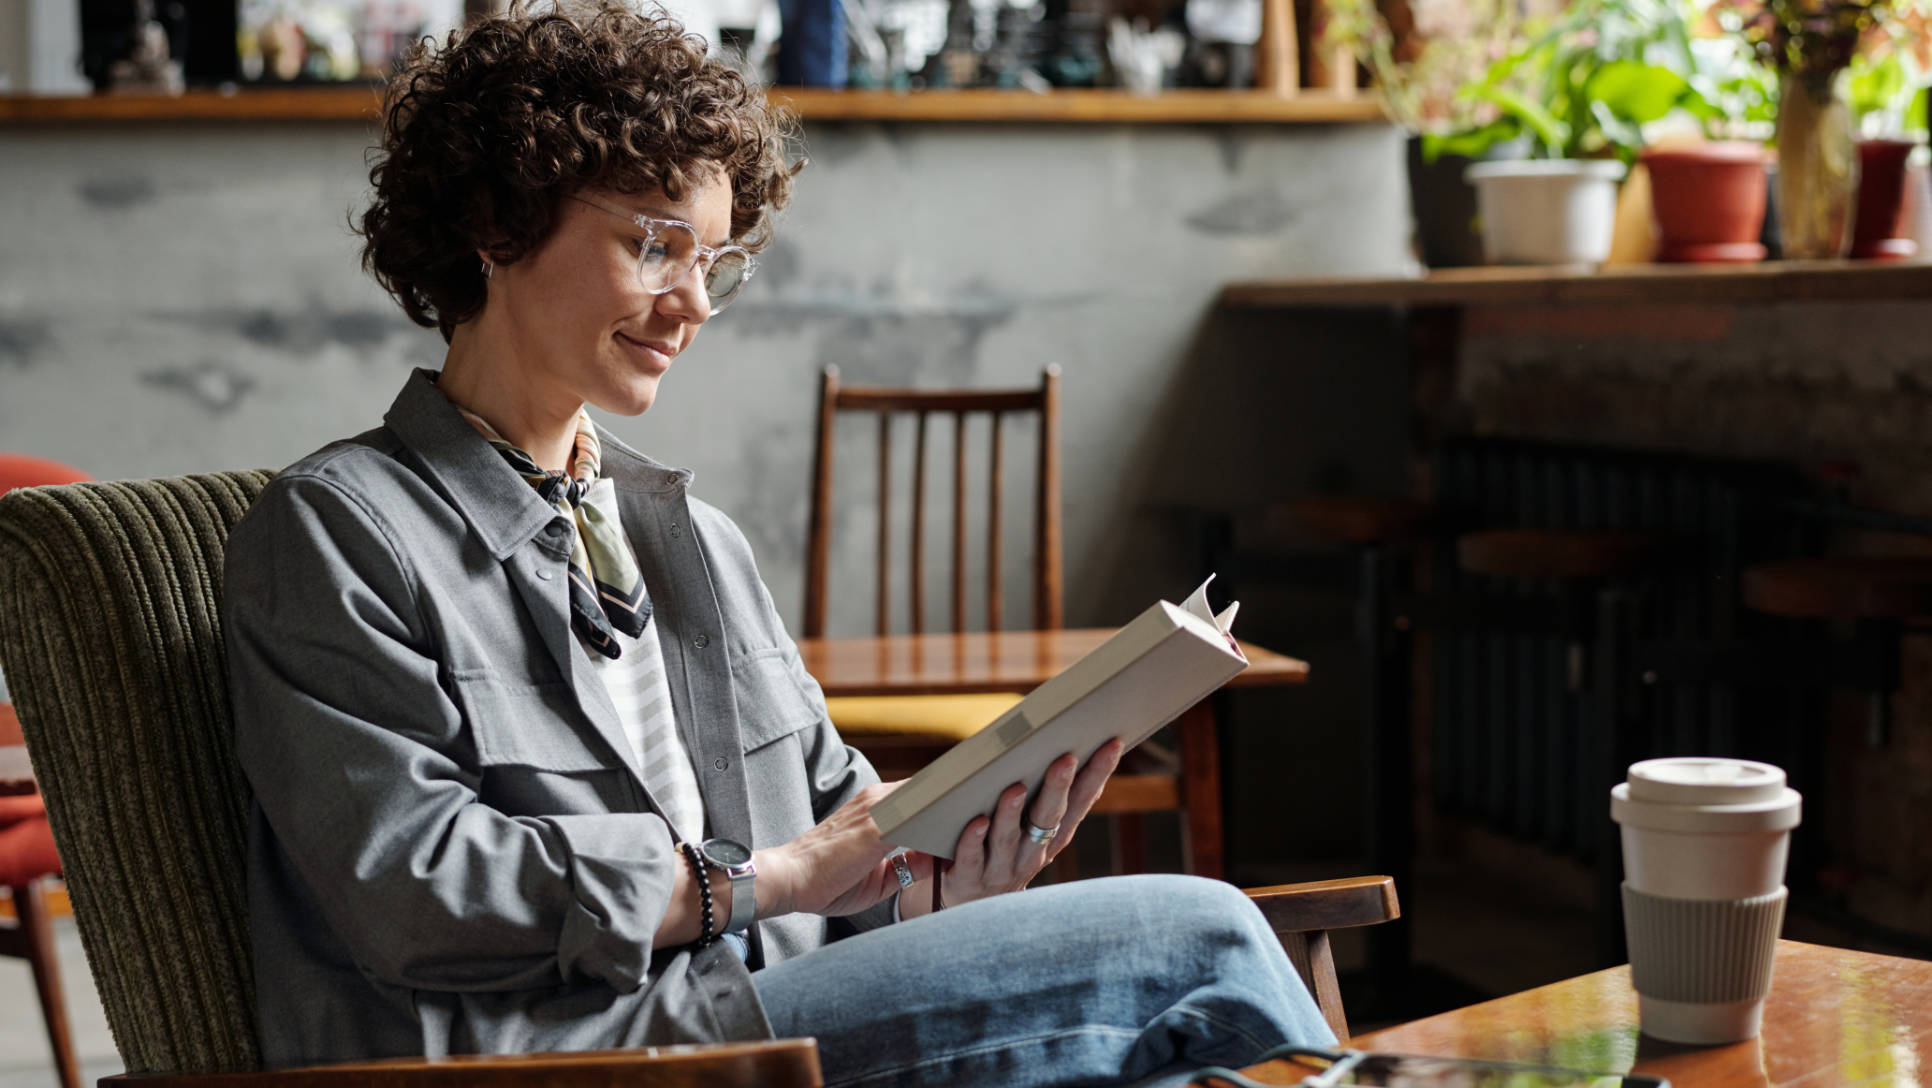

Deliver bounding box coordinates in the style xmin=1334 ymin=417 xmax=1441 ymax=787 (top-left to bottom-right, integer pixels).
xmin=484 ymin=171 xmax=734 ymax=418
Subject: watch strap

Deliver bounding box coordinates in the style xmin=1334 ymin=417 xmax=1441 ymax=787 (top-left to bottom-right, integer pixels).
xmin=724 ymin=866 xmax=756 ymax=934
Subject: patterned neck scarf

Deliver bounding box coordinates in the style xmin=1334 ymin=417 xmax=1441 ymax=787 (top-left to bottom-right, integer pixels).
xmin=457 ymin=407 xmax=651 ymax=660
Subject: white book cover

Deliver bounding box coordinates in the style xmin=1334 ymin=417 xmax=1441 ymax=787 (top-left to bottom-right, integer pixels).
xmin=869 ymin=576 xmax=1247 ymax=857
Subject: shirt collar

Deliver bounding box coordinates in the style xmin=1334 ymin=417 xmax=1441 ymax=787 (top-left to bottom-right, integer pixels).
xmin=382 ymin=368 xmax=694 ymax=560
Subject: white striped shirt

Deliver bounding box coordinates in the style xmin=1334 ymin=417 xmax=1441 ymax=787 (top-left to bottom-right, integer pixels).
xmin=581 ymin=615 xmax=707 ymax=842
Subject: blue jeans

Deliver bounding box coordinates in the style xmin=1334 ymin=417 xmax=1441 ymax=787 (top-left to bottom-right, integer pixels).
xmin=751 ymin=874 xmax=1336 ymax=1088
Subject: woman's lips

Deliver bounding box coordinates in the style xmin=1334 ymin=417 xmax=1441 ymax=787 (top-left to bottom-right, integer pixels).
xmin=615 ymin=332 xmax=674 ymax=373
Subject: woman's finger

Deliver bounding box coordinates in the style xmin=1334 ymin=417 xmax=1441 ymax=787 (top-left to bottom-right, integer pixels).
xmin=1023 ymin=752 xmax=1079 ymax=843
xmin=950 ymin=815 xmax=991 ymax=886
xmin=1063 ymin=738 xmax=1123 ymax=824
xmin=1041 ymin=739 xmax=1123 ymax=864
xmin=981 ymin=782 xmax=1028 ymax=884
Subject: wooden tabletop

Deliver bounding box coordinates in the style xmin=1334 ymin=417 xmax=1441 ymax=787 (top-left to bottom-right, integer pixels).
xmin=796 ymin=628 xmax=1308 ymax=697
xmin=1238 ymin=941 xmax=1932 ymax=1087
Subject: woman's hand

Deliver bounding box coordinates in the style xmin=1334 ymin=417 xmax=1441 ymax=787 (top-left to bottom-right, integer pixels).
xmin=913 ymin=738 xmax=1124 ymax=913
xmin=757 ymin=781 xmax=936 ymax=919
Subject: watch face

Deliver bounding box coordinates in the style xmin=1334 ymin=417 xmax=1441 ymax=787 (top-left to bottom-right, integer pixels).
xmin=703 ymin=838 xmax=752 ymax=867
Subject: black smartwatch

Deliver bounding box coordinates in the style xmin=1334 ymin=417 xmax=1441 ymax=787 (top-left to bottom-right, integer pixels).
xmin=698 ymin=837 xmax=757 ymax=935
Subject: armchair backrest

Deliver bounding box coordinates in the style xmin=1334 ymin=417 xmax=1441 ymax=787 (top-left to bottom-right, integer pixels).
xmin=0 ymin=471 xmax=275 ymax=1074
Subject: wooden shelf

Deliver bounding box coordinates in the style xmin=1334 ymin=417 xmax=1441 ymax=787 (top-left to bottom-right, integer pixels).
xmin=1219 ymin=261 xmax=1932 ymax=309
xmin=0 ymin=86 xmax=1385 ymax=126
xmin=772 ymin=88 xmax=1383 ymax=123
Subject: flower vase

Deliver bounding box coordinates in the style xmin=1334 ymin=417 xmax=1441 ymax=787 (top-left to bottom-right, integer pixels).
xmin=1775 ymin=73 xmax=1859 ymax=260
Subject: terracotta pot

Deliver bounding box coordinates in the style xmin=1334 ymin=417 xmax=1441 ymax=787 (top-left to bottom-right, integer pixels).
xmin=1850 ymin=138 xmax=1918 ymax=260
xmin=1641 ymin=142 xmax=1770 ymax=263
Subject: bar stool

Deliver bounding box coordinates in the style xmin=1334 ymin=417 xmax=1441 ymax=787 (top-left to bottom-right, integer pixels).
xmin=1740 ymin=557 xmax=1932 ymax=886
xmin=1208 ymin=496 xmax=1439 ymax=1010
xmin=1449 ymin=527 xmax=1667 ymax=967
xmin=1737 ymin=556 xmax=1932 ymax=744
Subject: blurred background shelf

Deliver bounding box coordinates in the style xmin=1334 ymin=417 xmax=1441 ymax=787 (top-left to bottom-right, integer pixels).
xmin=1220 ymin=261 xmax=1932 ymax=309
xmin=0 ymin=87 xmax=1386 ymax=125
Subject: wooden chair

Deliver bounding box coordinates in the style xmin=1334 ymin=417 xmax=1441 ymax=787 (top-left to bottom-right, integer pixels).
xmin=0 ymin=453 xmax=93 ymax=1088
xmin=0 ymin=470 xmax=1400 ymax=1082
xmin=802 ymin=365 xmax=1230 ymax=878
xmin=801 ymin=365 xmax=1062 ymax=775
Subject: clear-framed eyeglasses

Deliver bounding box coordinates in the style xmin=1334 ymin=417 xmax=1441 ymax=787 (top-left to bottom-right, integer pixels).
xmin=568 ymin=193 xmax=757 ymax=314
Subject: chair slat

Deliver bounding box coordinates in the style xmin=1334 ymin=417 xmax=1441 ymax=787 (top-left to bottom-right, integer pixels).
xmin=835 ymin=389 xmax=1042 ymax=413
xmin=910 ymin=413 xmax=928 ymax=634
xmin=876 ymin=414 xmax=891 ymax=637
xmin=1037 ymin=366 xmax=1063 ymax=630
xmin=952 ymin=412 xmax=969 ymax=634
xmin=804 ymin=368 xmax=840 ymax=638
xmin=987 ymin=412 xmax=1004 ymax=632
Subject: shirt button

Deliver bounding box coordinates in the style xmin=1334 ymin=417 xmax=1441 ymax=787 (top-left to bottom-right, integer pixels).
xmin=693 ymin=634 xmax=710 ymax=648
xmin=670 ymin=522 xmax=682 ymax=537
xmin=535 ymin=568 xmax=553 ymax=581
xmin=713 ymin=757 xmax=729 ymax=771
xmin=546 ymin=521 xmax=568 ymax=538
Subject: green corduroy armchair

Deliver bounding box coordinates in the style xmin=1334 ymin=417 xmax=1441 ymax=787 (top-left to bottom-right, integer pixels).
xmin=0 ymin=472 xmax=1397 ymax=1088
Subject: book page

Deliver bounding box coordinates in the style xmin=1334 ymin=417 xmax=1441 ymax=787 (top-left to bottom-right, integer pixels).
xmin=1179 ymin=575 xmax=1243 ymax=656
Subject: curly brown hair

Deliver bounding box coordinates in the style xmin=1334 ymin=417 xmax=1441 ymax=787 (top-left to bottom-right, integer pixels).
xmin=357 ymin=1 xmax=799 ymax=340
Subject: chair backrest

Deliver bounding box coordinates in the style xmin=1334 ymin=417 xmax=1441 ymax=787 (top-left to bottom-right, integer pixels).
xmin=803 ymin=366 xmax=1063 ymax=639
xmin=0 ymin=472 xmax=275 ymax=1075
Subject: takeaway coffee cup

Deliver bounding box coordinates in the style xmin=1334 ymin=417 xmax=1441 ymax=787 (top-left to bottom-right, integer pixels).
xmin=1610 ymin=757 xmax=1802 ymax=1045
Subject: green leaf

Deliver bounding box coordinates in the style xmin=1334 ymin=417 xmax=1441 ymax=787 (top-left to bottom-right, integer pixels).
xmin=1422 ymin=119 xmax=1525 ymax=162
xmin=1476 ymin=83 xmax=1569 ymax=156
xmin=1848 ymin=51 xmax=1908 ymax=120
xmin=1589 ymin=59 xmax=1692 ymax=124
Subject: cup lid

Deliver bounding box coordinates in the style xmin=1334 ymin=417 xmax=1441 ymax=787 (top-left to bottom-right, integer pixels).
xmin=1627 ymin=757 xmax=1786 ymax=806
xmin=1612 ymin=758 xmax=1802 ymax=833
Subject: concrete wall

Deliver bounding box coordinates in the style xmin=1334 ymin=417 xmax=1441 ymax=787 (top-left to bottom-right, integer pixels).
xmin=0 ymin=117 xmax=1416 ymax=867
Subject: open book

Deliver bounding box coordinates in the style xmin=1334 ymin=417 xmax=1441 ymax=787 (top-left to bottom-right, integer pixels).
xmin=869 ymin=576 xmax=1248 ymax=858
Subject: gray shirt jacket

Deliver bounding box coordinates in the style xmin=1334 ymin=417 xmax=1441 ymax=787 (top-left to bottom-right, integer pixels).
xmin=224 ymin=368 xmax=891 ymax=1068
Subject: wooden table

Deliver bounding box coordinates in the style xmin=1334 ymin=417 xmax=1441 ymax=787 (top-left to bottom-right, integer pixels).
xmin=796 ymin=628 xmax=1308 ymax=878
xmin=1237 ymin=941 xmax=1932 ymax=1086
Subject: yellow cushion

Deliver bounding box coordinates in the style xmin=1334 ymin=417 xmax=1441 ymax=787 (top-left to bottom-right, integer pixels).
xmin=825 ymin=693 xmax=1026 ymax=742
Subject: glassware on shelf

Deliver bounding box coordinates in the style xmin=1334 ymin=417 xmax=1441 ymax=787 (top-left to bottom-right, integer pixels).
xmin=1776 ymin=71 xmax=1860 ymax=260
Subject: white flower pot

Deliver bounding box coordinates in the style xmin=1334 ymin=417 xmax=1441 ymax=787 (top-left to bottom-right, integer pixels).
xmin=1464 ymin=159 xmax=1627 ymax=265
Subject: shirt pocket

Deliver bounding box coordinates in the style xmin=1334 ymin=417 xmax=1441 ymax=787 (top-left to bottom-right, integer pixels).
xmin=730 ymin=648 xmax=826 ymax=753
xmin=449 ymin=671 xmax=637 ymax=816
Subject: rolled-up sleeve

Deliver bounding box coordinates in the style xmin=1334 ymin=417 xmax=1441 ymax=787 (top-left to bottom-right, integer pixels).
xmin=225 ymin=472 xmax=676 ymax=994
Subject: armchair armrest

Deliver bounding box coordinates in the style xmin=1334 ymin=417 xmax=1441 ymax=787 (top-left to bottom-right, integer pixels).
xmin=1243 ymin=876 xmax=1400 ymax=1041
xmin=1243 ymin=875 xmax=1400 ymax=935
xmin=102 ymin=1039 xmax=822 ymax=1088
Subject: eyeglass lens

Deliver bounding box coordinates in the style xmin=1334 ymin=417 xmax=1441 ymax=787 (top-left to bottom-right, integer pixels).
xmin=637 ymin=221 xmax=752 ymax=309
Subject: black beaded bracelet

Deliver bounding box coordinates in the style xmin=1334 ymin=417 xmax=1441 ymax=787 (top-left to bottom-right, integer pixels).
xmin=678 ymin=841 xmax=717 ymax=947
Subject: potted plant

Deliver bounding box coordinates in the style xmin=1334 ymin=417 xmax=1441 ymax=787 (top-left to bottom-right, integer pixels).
xmin=1325 ymin=0 xmax=1536 ymax=267
xmin=1638 ymin=9 xmax=1780 ymax=262
xmin=1844 ymin=13 xmax=1931 ymax=257
xmin=1461 ymin=0 xmax=1721 ymax=264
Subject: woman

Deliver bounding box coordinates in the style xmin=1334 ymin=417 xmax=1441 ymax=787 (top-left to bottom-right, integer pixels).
xmin=221 ymin=4 xmax=1333 ymax=1085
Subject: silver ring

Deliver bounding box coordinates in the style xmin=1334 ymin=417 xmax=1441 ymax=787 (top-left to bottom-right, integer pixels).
xmin=892 ymin=853 xmax=915 ymax=890
xmin=1023 ymin=819 xmax=1060 ymax=845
